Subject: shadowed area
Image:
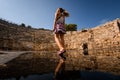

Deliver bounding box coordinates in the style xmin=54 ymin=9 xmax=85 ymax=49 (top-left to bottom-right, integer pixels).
xmin=0 ymin=50 xmax=120 ymax=80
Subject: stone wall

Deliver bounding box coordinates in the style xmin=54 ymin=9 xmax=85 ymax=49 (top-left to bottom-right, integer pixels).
xmin=64 ymin=19 xmax=120 ymax=55
xmin=0 ymin=22 xmax=54 ymax=50
xmin=0 ymin=18 xmax=120 ymax=52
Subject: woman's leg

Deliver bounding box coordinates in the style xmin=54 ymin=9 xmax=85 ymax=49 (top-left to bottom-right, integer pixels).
xmin=60 ymin=34 xmax=65 ymax=51
xmin=54 ymin=34 xmax=64 ymax=51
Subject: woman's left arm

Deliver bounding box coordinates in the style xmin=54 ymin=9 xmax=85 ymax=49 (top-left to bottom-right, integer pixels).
xmin=53 ymin=13 xmax=58 ymax=31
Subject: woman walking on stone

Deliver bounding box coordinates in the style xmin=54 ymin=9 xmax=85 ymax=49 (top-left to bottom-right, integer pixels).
xmin=53 ymin=8 xmax=69 ymax=60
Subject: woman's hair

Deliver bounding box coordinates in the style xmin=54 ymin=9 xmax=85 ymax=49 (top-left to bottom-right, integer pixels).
xmin=59 ymin=8 xmax=65 ymax=13
xmin=59 ymin=8 xmax=69 ymax=17
xmin=63 ymin=11 xmax=69 ymax=17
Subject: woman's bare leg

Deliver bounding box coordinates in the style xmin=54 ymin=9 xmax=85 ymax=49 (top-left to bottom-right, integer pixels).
xmin=60 ymin=34 xmax=65 ymax=51
xmin=54 ymin=34 xmax=64 ymax=50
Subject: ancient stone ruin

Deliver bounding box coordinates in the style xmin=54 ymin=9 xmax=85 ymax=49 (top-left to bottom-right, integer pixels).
xmin=0 ymin=18 xmax=120 ymax=78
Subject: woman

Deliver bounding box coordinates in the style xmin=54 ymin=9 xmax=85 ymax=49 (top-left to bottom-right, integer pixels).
xmin=53 ymin=8 xmax=69 ymax=60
